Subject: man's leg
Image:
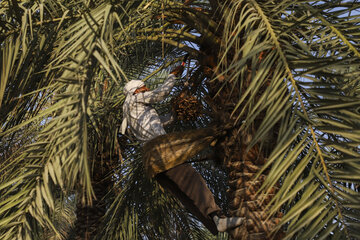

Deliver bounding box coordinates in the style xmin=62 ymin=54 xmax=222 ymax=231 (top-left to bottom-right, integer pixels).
xmin=155 ymin=163 xmax=221 ymax=235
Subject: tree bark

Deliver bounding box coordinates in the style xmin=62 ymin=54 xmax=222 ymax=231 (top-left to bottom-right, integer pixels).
xmin=207 ymin=80 xmax=284 ymax=240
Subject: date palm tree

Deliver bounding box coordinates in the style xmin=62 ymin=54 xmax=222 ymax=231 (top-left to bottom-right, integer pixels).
xmin=1 ymin=0 xmax=360 ymax=240
xmin=0 ymin=1 xmax=221 ymax=239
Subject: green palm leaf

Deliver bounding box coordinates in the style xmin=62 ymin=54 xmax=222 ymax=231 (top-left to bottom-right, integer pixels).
xmin=1 ymin=0 xmax=360 ymax=239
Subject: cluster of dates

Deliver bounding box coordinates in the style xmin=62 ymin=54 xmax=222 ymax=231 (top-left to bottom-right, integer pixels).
xmin=172 ymin=90 xmax=201 ymax=121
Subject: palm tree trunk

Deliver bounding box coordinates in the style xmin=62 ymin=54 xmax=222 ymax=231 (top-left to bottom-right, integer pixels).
xmin=207 ymin=81 xmax=283 ymax=240
xmin=223 ymin=131 xmax=282 ymax=239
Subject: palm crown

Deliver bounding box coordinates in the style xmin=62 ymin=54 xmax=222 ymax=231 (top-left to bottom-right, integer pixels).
xmin=0 ymin=0 xmax=359 ymax=239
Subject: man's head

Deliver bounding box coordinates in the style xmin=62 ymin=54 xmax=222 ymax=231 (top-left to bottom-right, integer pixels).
xmin=124 ymin=80 xmax=149 ymax=95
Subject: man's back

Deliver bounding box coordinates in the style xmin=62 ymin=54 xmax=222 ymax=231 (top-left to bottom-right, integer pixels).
xmin=122 ymin=74 xmax=176 ymax=141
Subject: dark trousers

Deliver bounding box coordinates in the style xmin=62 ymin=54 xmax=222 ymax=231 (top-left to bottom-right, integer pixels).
xmin=155 ymin=163 xmax=221 ymax=235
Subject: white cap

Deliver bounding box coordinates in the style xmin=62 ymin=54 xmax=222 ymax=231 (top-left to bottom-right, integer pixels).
xmin=123 ymin=80 xmax=145 ymax=95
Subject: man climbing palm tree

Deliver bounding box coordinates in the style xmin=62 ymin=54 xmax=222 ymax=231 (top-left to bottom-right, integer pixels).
xmin=121 ymin=61 xmax=245 ymax=235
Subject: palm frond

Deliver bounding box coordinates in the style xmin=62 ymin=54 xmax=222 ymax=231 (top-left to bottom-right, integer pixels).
xmin=2 ymin=0 xmax=360 ymax=239
xmin=0 ymin=2 xmax=119 ymax=238
xmin=95 ymin=0 xmax=360 ymax=238
xmin=214 ymin=1 xmax=360 ymax=239
xmin=100 ymin=145 xmax=219 ymax=240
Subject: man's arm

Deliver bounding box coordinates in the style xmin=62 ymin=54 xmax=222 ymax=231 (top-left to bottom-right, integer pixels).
xmin=135 ymin=65 xmax=184 ymax=104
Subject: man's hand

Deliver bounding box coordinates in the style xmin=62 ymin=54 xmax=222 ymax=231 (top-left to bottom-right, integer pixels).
xmin=170 ymin=65 xmax=184 ymax=77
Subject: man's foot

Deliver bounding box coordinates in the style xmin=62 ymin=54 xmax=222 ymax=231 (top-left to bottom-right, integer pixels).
xmin=212 ymin=215 xmax=245 ymax=232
